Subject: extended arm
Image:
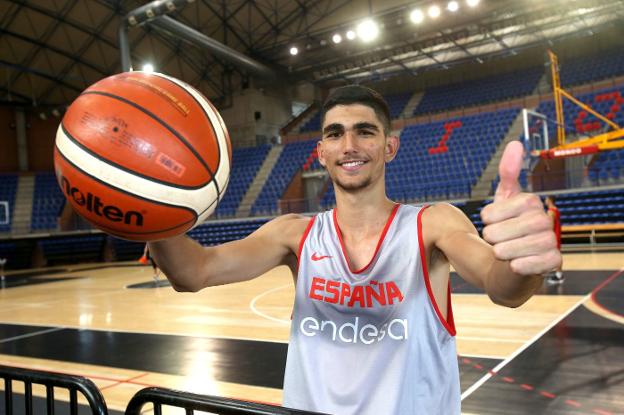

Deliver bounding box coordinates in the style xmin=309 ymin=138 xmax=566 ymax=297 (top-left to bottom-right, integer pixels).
xmin=148 ymin=214 xmax=309 ymax=292
xmin=425 ymin=203 xmax=549 ymax=307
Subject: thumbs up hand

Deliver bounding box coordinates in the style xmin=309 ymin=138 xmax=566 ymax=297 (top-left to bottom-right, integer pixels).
xmin=480 ymin=141 xmax=561 ymax=276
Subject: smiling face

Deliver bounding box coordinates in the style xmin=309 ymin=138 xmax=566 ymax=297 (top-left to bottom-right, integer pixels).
xmin=318 ymin=103 xmax=398 ymax=194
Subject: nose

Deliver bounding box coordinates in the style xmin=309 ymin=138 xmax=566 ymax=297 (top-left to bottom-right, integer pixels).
xmin=342 ymin=129 xmax=358 ymax=154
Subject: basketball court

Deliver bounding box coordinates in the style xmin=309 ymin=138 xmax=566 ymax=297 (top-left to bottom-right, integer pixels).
xmin=0 ymin=248 xmax=620 ymax=414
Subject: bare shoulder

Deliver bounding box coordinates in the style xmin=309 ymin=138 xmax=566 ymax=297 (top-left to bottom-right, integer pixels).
xmin=422 ymin=203 xmax=477 ymax=243
xmin=253 ymin=213 xmax=313 ymax=251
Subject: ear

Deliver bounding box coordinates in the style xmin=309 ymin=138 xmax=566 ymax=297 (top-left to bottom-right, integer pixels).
xmin=384 ymin=135 xmax=399 ymax=162
xmin=317 ymin=140 xmax=326 ymax=167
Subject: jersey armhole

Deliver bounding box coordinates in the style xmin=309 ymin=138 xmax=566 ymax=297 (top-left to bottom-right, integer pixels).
xmin=296 ymin=215 xmax=316 ymax=273
xmin=417 ymin=205 xmax=457 ymax=337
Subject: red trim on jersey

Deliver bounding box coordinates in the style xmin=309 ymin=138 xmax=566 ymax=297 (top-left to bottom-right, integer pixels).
xmin=333 ymin=203 xmax=400 ymax=275
xmin=296 ymin=216 xmax=316 ymax=273
xmin=417 ymin=205 xmax=457 ymax=337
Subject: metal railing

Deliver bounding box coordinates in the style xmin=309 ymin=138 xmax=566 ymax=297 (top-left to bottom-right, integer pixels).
xmin=125 ymin=387 xmax=327 ymax=415
xmin=0 ymin=365 xmax=107 ymax=415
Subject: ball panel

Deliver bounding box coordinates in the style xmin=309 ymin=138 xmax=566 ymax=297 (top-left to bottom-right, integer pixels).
xmin=151 ymin=72 xmax=231 ymax=195
xmin=87 ymin=72 xmax=221 ymax=176
xmin=55 ymin=125 xmax=219 ymax=216
xmin=62 ymin=92 xmax=212 ymax=188
xmin=54 ymin=147 xmax=197 ymax=242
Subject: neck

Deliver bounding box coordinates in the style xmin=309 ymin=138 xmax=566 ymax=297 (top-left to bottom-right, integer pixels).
xmin=333 ymin=183 xmax=396 ymax=234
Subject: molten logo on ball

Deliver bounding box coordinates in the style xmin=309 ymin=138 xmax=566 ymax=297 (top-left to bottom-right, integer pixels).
xmin=59 ymin=176 xmax=144 ymax=226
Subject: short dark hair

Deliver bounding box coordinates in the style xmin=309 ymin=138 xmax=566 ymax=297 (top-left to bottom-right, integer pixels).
xmin=321 ymin=85 xmax=391 ymax=135
xmin=546 ymin=195 xmax=556 ymax=203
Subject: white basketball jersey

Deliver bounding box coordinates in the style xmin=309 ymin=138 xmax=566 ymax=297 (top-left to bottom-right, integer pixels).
xmin=283 ymin=204 xmax=460 ymax=415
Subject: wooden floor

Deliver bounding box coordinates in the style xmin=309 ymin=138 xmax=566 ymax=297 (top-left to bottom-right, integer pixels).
xmin=0 ymin=250 xmax=622 ymax=414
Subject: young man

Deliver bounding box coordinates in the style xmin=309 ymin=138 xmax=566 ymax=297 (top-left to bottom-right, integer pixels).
xmin=149 ymin=86 xmax=561 ymax=414
xmin=545 ymin=196 xmax=564 ymax=284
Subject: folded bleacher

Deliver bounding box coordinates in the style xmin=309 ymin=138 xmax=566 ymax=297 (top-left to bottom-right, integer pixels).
xmin=215 ymin=144 xmax=270 ymax=217
xmin=251 ymin=139 xmax=317 ymax=216
xmin=413 ymin=67 xmax=543 ymax=115
xmin=0 ymin=174 xmax=18 ymax=233
xmin=31 ymin=173 xmax=65 ymax=231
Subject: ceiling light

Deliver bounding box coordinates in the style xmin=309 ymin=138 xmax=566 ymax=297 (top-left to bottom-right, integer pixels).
xmin=346 ymin=30 xmax=356 ymax=40
xmin=332 ymin=33 xmax=342 ymax=44
xmin=447 ymin=1 xmax=459 ymax=12
xmin=142 ymin=63 xmax=154 ymax=73
xmin=356 ymin=19 xmax=379 ymax=42
xmin=467 ymin=0 xmax=480 ymax=7
xmin=410 ymin=9 xmax=425 ymax=24
xmin=428 ymin=5 xmax=441 ymax=18
xmin=289 ymin=46 xmax=298 ymax=56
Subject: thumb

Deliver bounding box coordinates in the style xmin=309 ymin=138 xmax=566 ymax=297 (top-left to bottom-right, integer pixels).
xmin=494 ymin=141 xmax=524 ymax=202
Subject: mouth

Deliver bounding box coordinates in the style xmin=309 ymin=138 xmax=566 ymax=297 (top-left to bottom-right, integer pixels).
xmin=337 ymin=159 xmax=368 ymax=171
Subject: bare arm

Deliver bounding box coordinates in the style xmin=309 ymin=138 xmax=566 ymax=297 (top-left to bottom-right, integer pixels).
xmin=424 ymin=203 xmax=545 ymax=308
xmin=148 ymin=214 xmax=310 ymax=292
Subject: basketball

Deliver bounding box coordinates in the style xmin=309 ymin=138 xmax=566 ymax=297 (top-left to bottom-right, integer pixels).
xmin=53 ymin=71 xmax=232 ymax=241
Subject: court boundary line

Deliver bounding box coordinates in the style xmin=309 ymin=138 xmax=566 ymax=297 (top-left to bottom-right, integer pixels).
xmin=461 ymin=267 xmax=624 ymax=401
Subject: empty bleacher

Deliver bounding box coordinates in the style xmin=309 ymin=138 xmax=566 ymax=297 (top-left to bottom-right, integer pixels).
xmin=215 ymin=144 xmax=271 ymax=217
xmin=385 ymin=92 xmax=413 ymax=119
xmin=299 ymin=110 xmax=322 ymax=133
xmin=251 ymin=139 xmax=317 ymax=216
xmin=413 ymin=67 xmax=543 ymax=116
xmin=560 ymin=47 xmax=624 ymax=87
xmin=31 ymin=173 xmax=65 ymax=231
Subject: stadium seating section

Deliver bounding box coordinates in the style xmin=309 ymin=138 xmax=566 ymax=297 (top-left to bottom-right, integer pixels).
xmin=215 ymin=144 xmax=270 ymax=217
xmin=413 ymin=67 xmax=543 ymax=115
xmin=560 ymin=47 xmax=624 ymax=87
xmin=31 ymin=173 xmax=65 ymax=231
xmin=252 ymin=139 xmax=317 ymax=216
xmin=0 ymin=174 xmax=18 ymax=233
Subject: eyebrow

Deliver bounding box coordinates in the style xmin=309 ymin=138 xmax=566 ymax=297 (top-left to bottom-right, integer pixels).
xmin=322 ymin=122 xmax=380 ymax=135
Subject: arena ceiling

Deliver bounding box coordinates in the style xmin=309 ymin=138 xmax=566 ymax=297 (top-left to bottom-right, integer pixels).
xmin=0 ymin=0 xmax=623 ymax=110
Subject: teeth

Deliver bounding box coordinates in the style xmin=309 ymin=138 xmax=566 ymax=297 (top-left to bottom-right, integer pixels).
xmin=342 ymin=161 xmax=364 ymax=167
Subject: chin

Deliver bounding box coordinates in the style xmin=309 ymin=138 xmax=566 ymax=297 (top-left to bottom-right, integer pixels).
xmin=334 ymin=177 xmax=372 ymax=192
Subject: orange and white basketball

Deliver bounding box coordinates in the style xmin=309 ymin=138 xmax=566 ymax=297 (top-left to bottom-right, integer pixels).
xmin=53 ymin=71 xmax=231 ymax=241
